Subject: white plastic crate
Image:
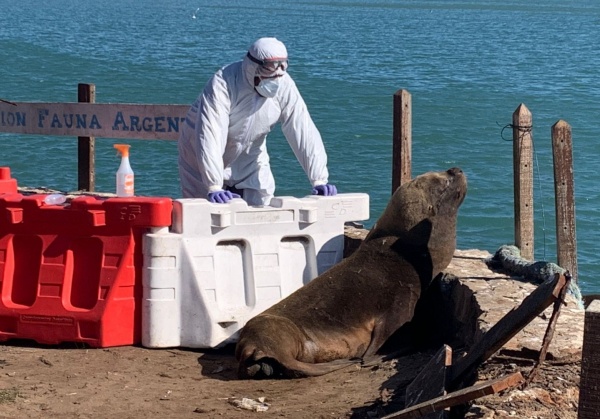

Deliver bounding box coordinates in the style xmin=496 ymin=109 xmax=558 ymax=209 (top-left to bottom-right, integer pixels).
xmin=141 ymin=193 xmax=369 ymax=349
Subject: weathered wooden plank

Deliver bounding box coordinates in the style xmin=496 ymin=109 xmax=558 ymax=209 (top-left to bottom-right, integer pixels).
xmin=552 ymin=120 xmax=578 ymax=282
xmin=382 ymin=372 xmax=524 ymax=419
xmin=0 ymin=102 xmax=189 ymax=140
xmin=405 ymin=345 xmax=452 ymax=419
xmin=512 ymin=103 xmax=534 ymax=260
xmin=578 ymin=299 xmax=600 ymax=418
xmin=450 ymin=273 xmax=566 ymax=384
xmin=392 ymin=89 xmax=411 ymax=194
xmin=524 ymin=272 xmax=571 ymax=386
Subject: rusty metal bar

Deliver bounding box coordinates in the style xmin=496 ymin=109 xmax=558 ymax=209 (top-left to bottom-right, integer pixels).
xmin=523 ymin=272 xmax=571 ymax=387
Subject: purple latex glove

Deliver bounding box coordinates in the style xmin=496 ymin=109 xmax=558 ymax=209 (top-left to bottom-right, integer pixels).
xmin=311 ymin=184 xmax=337 ymax=196
xmin=207 ymin=190 xmax=241 ymax=203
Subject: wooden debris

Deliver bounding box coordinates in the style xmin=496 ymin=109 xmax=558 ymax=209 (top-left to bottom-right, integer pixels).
xmin=523 ymin=272 xmax=571 ymax=387
xmin=449 ymin=273 xmax=566 ymax=385
xmin=579 ymin=299 xmax=600 ymax=418
xmin=404 ymin=345 xmax=452 ymax=419
xmin=381 ymin=372 xmax=524 ymax=419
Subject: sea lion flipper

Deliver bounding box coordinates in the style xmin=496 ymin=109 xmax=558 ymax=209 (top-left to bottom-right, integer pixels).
xmin=282 ymin=358 xmax=360 ymax=378
xmin=239 ymin=356 xmax=359 ymax=379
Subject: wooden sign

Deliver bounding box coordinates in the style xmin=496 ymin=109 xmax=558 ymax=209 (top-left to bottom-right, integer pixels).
xmin=0 ymin=102 xmax=189 ymax=141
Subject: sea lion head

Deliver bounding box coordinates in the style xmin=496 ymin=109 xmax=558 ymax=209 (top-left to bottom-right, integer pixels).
xmin=366 ymin=167 xmax=467 ymax=273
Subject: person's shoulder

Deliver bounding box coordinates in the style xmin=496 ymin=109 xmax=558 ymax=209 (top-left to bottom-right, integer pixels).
xmin=208 ymin=61 xmax=242 ymax=87
xmin=276 ymin=73 xmax=295 ymax=90
xmin=282 ymin=72 xmax=295 ymax=84
xmin=221 ymin=61 xmax=243 ymax=76
xmin=278 ymin=74 xmax=301 ymax=98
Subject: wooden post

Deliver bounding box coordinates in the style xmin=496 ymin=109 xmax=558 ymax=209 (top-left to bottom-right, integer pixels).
xmin=512 ymin=104 xmax=534 ymax=260
xmin=579 ymin=300 xmax=600 ymax=419
xmin=392 ymin=89 xmax=411 ymax=194
xmin=551 ymin=120 xmax=578 ymax=282
xmin=78 ymin=83 xmax=95 ymax=192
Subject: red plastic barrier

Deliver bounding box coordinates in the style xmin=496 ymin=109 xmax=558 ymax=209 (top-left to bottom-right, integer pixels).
xmin=0 ymin=192 xmax=172 ymax=347
xmin=0 ymin=167 xmax=18 ymax=194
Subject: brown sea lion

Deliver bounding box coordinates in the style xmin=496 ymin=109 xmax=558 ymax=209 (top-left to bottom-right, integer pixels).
xmin=236 ymin=167 xmax=467 ymax=379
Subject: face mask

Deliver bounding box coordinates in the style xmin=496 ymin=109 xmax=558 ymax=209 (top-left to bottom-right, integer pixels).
xmin=255 ymin=77 xmax=280 ymax=98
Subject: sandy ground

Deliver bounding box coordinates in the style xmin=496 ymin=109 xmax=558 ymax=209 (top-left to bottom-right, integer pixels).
xmin=0 ymin=339 xmax=580 ymax=419
xmin=0 ymin=235 xmax=582 ymax=418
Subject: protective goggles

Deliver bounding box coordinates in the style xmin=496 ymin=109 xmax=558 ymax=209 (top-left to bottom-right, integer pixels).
xmin=247 ymin=52 xmax=288 ymax=72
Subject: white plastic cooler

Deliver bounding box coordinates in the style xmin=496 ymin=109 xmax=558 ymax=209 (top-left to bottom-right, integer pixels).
xmin=141 ymin=193 xmax=369 ymax=348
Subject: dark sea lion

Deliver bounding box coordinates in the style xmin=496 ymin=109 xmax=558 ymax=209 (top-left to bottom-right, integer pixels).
xmin=236 ymin=167 xmax=467 ymax=379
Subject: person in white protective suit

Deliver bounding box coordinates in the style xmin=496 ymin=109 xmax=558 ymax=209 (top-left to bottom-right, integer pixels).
xmin=178 ymin=37 xmax=337 ymax=205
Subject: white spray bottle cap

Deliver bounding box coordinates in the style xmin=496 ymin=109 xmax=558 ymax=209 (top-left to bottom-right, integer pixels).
xmin=114 ymin=143 xmax=130 ymax=157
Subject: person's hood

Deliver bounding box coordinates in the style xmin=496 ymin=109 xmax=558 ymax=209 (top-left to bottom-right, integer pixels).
xmin=242 ymin=37 xmax=288 ymax=86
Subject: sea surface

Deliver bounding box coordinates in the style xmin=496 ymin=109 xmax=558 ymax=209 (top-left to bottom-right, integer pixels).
xmin=1 ymin=0 xmax=599 ymax=293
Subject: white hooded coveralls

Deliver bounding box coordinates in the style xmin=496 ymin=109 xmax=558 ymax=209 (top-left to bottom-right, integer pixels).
xmin=178 ymin=37 xmax=330 ymax=206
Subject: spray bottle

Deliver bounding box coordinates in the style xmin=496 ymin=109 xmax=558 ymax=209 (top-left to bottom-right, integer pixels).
xmin=114 ymin=144 xmax=134 ymax=197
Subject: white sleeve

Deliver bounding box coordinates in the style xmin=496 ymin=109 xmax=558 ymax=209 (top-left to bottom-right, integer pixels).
xmin=195 ymin=71 xmax=231 ymax=192
xmin=279 ymin=77 xmax=330 ymax=187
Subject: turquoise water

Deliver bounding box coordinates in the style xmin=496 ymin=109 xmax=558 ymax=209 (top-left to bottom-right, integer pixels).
xmin=1 ymin=0 xmax=599 ymax=293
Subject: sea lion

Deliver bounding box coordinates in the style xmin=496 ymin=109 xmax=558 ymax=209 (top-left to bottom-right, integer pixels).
xmin=236 ymin=167 xmax=467 ymax=379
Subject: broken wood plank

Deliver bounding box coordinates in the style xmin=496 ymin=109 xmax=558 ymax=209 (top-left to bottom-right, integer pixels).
xmin=381 ymin=372 xmax=524 ymax=419
xmin=524 ymin=272 xmax=571 ymax=386
xmin=405 ymin=345 xmax=452 ymax=419
xmin=449 ymin=273 xmax=566 ymax=385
